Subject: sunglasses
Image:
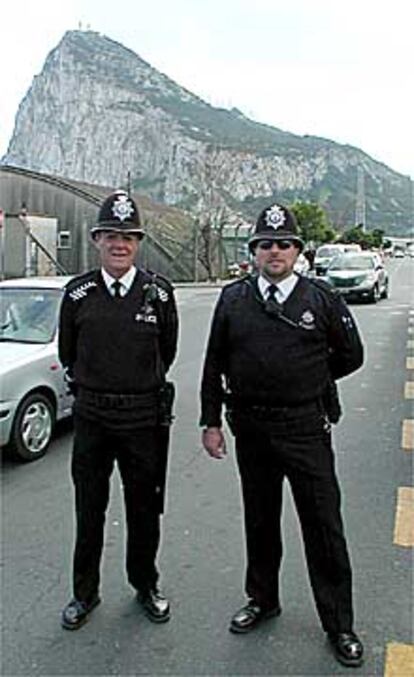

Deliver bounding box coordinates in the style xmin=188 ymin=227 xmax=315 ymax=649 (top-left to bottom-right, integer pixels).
xmin=257 ymin=239 xmax=295 ymax=251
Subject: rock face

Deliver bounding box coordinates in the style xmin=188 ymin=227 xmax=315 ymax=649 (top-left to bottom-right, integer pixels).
xmin=3 ymin=30 xmax=412 ymax=232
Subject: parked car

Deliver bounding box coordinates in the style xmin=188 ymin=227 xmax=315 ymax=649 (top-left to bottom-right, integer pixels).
xmin=314 ymin=244 xmax=347 ymax=276
xmin=0 ymin=276 xmax=73 ymax=462
xmin=314 ymin=243 xmax=362 ymax=276
xmin=324 ymin=252 xmax=389 ymax=303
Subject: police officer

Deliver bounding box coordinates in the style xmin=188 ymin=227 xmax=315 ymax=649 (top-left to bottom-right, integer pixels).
xmin=200 ymin=203 xmax=364 ymax=668
xmin=59 ymin=190 xmax=178 ymax=630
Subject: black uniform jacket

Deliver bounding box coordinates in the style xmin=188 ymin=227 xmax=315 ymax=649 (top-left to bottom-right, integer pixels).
xmin=200 ymin=274 xmax=364 ymax=428
xmin=59 ymin=267 xmax=178 ymax=396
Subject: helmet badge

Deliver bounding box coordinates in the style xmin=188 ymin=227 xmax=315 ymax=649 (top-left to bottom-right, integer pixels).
xmin=111 ymin=193 xmax=134 ymax=222
xmin=265 ymin=204 xmax=286 ymax=230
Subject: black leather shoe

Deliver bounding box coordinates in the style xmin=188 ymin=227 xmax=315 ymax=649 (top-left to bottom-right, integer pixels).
xmin=229 ymin=600 xmax=281 ymax=634
xmin=136 ymin=588 xmax=170 ymax=623
xmin=328 ymin=632 xmax=364 ymax=667
xmin=61 ymin=595 xmax=101 ymax=630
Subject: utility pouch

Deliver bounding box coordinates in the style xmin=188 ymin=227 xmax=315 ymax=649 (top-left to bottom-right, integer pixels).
xmin=158 ymin=381 xmax=176 ymax=427
xmin=321 ymin=379 xmax=342 ymax=424
xmin=64 ymin=369 xmax=77 ymax=396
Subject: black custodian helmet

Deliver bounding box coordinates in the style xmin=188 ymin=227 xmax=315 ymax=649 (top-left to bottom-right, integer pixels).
xmin=90 ymin=190 xmax=145 ymax=240
xmin=248 ymin=203 xmax=304 ymax=252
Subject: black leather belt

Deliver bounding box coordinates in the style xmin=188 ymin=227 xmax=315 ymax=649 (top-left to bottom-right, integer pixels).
xmin=234 ymin=399 xmax=321 ymax=419
xmin=77 ymin=387 xmax=157 ymax=410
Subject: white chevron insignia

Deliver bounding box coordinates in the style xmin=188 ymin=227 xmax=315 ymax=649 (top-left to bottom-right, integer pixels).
xmin=69 ymin=281 xmax=97 ymax=301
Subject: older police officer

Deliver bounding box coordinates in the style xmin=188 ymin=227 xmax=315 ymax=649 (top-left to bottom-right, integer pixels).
xmin=200 ymin=203 xmax=364 ymax=668
xmin=59 ymin=190 xmax=178 ymax=629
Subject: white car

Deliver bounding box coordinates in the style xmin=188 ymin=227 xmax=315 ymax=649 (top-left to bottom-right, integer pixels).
xmin=0 ymin=276 xmax=74 ymax=462
xmin=294 ymin=253 xmax=310 ymax=275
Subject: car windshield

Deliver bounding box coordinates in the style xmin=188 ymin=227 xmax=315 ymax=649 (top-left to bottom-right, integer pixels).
xmin=0 ymin=288 xmax=62 ymax=344
xmin=317 ymin=247 xmax=342 ymax=258
xmin=329 ymin=255 xmax=375 ymax=271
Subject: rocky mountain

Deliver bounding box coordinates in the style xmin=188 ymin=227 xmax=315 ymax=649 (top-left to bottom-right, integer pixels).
xmin=3 ymin=30 xmax=412 ymax=234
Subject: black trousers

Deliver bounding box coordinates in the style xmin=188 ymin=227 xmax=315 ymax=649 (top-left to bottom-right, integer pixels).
xmin=233 ymin=404 xmax=354 ymax=634
xmin=71 ymin=415 xmax=161 ymax=603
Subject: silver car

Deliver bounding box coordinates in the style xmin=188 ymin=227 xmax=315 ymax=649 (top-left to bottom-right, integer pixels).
xmin=325 ymin=252 xmax=389 ymax=303
xmin=0 ymin=276 xmax=74 ymax=462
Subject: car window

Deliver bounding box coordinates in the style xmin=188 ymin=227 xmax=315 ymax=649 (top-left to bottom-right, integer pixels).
xmin=329 ymin=255 xmax=375 ymax=271
xmin=0 ymin=288 xmax=62 ymax=343
xmin=317 ymin=246 xmax=342 ymax=258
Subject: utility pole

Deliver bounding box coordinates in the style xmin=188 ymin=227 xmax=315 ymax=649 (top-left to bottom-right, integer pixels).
xmin=80 ymin=217 xmax=89 ymax=272
xmin=193 ymin=217 xmax=199 ymax=282
xmin=0 ymin=209 xmax=5 ymax=280
xmin=355 ymin=166 xmax=366 ymax=231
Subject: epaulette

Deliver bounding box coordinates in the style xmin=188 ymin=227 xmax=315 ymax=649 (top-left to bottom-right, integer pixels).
xmin=143 ymin=268 xmax=174 ymax=291
xmin=309 ymin=276 xmax=340 ymax=298
xmin=225 ymin=273 xmax=251 ymax=288
xmin=142 ymin=270 xmax=172 ymax=304
xmin=222 ymin=274 xmax=255 ymax=300
xmin=65 ymin=270 xmax=99 ymax=302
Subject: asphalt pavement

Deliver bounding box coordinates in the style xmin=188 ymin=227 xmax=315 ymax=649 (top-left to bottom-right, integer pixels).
xmin=1 ymin=258 xmax=413 ymax=676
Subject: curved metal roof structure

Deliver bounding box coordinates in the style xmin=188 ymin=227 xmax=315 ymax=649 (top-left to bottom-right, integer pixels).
xmin=0 ymin=165 xmax=195 ymax=280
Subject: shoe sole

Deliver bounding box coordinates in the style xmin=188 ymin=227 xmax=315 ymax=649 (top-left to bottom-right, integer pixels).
xmin=332 ymin=651 xmax=363 ymax=668
xmin=61 ymin=597 xmax=101 ymax=631
xmin=142 ymin=608 xmax=171 ymax=623
xmin=229 ymin=607 xmax=281 ymax=634
xmin=136 ymin=593 xmax=171 ymax=624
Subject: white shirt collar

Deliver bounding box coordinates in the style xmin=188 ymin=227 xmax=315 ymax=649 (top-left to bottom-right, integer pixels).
xmin=258 ymin=273 xmax=299 ymax=303
xmin=101 ymin=266 xmax=137 ymax=296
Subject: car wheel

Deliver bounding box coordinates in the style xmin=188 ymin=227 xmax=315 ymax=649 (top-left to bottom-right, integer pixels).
xmin=368 ymin=285 xmax=380 ymax=303
xmin=8 ymin=393 xmax=55 ymax=462
xmin=381 ymin=282 xmax=389 ymax=299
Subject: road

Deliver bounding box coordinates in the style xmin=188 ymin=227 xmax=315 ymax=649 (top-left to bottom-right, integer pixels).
xmin=1 ymin=258 xmax=413 ymax=676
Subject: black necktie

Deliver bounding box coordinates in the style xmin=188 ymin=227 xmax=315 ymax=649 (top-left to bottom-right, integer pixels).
xmin=112 ymin=280 xmax=122 ymax=298
xmin=267 ymin=283 xmax=281 ymax=302
xmin=266 ymin=284 xmax=283 ymax=314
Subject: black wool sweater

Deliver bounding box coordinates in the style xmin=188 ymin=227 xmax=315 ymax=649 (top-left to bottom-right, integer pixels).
xmin=200 ymin=275 xmax=363 ymax=427
xmin=59 ymin=269 xmax=178 ymax=395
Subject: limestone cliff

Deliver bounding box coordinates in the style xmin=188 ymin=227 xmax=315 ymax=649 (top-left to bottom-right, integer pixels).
xmin=3 ymin=30 xmax=411 ymax=233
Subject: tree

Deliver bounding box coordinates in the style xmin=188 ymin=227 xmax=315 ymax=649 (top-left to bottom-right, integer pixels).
xmin=290 ymin=201 xmax=336 ymax=245
xmin=340 ymin=224 xmax=385 ymax=249
xmin=190 ymin=144 xmax=240 ymax=280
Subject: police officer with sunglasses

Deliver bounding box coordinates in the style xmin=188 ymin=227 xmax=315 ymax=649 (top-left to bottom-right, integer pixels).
xmin=200 ymin=203 xmax=365 ymax=668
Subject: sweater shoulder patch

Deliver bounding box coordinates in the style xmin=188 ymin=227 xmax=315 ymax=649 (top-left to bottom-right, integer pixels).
xmin=66 ymin=273 xmax=98 ymax=302
xmin=141 ymin=269 xmax=173 ymax=303
xmin=222 ymin=276 xmax=251 ymax=300
xmin=309 ymin=277 xmax=340 ymax=299
xmin=142 ymin=268 xmax=174 ymax=291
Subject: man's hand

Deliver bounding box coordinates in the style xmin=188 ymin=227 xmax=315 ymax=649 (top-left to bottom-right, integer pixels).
xmin=202 ymin=427 xmax=227 ymax=459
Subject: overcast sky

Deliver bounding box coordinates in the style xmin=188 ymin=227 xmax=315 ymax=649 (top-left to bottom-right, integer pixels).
xmin=1 ymin=0 xmax=413 ymax=178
